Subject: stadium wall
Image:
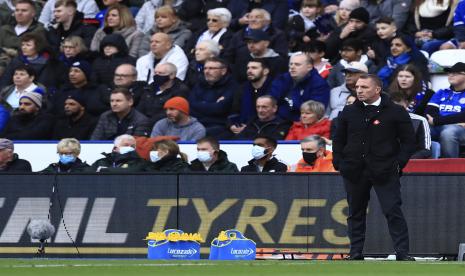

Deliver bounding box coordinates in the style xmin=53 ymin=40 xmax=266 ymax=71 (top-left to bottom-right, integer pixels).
xmin=0 ymin=173 xmax=463 ymax=258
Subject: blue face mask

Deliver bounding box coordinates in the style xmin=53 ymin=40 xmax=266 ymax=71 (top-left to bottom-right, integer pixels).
xmin=251 ymin=145 xmax=267 ymax=160
xmin=197 ymin=150 xmax=213 ymax=163
xmin=59 ymin=154 xmax=76 ymax=164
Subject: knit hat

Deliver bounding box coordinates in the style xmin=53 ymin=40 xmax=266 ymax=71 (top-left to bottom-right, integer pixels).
xmin=71 ymin=61 xmax=92 ymax=81
xmin=20 ymin=91 xmax=42 ymax=108
xmin=339 ymin=0 xmax=360 ymax=11
xmin=0 ymin=138 xmax=13 ymax=150
xmin=349 ymin=7 xmax=369 ymax=24
xmin=164 ymin=96 xmax=189 ymax=115
xmin=66 ymin=90 xmax=86 ymax=108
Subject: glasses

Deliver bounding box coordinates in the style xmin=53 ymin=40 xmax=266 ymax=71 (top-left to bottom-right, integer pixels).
xmin=203 ymin=67 xmax=225 ymax=71
xmin=207 ymin=18 xmax=219 ymax=23
xmin=115 ymin=73 xmax=136 ymax=78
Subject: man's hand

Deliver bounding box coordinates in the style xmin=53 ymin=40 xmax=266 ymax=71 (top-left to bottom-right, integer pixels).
xmin=340 ymin=24 xmax=355 ymax=39
xmin=238 ymin=13 xmax=249 ymax=25
xmin=230 ymin=124 xmax=246 ymax=134
xmin=426 ymin=114 xmax=435 ymax=126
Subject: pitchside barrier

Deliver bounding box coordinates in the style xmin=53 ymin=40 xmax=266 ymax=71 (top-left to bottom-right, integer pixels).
xmin=0 ymin=173 xmax=464 ymax=258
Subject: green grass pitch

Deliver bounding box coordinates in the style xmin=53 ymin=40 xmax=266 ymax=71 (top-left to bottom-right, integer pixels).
xmin=1 ymin=259 xmax=465 ymax=276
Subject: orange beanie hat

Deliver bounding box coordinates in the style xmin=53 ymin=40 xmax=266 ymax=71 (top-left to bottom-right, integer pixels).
xmin=164 ymin=96 xmax=189 ymax=115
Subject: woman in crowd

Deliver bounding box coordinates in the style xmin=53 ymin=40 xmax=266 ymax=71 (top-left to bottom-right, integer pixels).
xmin=90 ymin=4 xmax=145 ymax=58
xmin=335 ymin=0 xmax=360 ymax=26
xmin=135 ymin=0 xmax=184 ymax=34
xmin=388 ymin=64 xmax=434 ymax=116
xmin=40 ymin=138 xmax=90 ymax=173
xmin=145 ymin=139 xmax=189 ymax=172
xmin=377 ymin=34 xmax=429 ymax=87
xmin=59 ymin=36 xmax=91 ymax=68
xmin=184 ymin=7 xmax=233 ymax=56
xmin=147 ymin=5 xmax=192 ymax=48
xmin=185 ymin=40 xmax=220 ymax=88
xmin=0 ymin=33 xmax=67 ymax=94
xmin=285 ymin=100 xmax=331 ymax=140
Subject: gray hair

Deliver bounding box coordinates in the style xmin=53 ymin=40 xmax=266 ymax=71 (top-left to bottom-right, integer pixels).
xmin=251 ymin=8 xmax=271 ymax=22
xmin=301 ymin=135 xmax=326 ymax=150
xmin=57 ymin=138 xmax=81 ymax=155
xmin=256 ymin=95 xmax=277 ymax=107
xmin=158 ymin=62 xmax=178 ymax=76
xmin=196 ymin=40 xmax=221 ymax=57
xmin=207 ymin=8 xmax=232 ymax=26
xmin=114 ymin=134 xmax=136 ymax=147
xmin=300 ymin=100 xmax=325 ymax=120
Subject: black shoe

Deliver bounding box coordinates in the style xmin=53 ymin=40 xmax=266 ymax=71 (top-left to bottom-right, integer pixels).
xmin=344 ymin=253 xmax=364 ymax=260
xmin=396 ymin=254 xmax=415 ymax=261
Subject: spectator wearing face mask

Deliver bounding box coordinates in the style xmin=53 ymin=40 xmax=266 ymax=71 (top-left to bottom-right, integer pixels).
xmin=89 ymin=134 xmax=148 ymax=172
xmin=240 ymin=134 xmax=287 ymax=172
xmin=145 ymin=139 xmax=189 ymax=172
xmin=288 ymin=134 xmax=336 ymax=172
xmin=40 ymin=138 xmax=90 ymax=173
xmin=189 ymin=136 xmax=238 ymax=172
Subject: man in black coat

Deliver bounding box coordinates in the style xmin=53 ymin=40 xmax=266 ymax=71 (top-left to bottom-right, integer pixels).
xmin=240 ymin=134 xmax=287 ymax=172
xmin=46 ymin=0 xmax=97 ymax=51
xmin=1 ymin=91 xmax=54 ymax=140
xmin=332 ymin=74 xmax=416 ymax=261
xmin=52 ymin=92 xmax=97 ymax=140
xmin=0 ymin=138 xmax=32 ymax=172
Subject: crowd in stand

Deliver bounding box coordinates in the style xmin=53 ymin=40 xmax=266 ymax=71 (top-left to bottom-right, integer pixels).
xmin=0 ymin=0 xmax=465 ymax=168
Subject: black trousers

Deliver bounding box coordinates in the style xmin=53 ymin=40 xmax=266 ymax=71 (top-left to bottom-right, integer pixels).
xmin=343 ymin=169 xmax=410 ymax=255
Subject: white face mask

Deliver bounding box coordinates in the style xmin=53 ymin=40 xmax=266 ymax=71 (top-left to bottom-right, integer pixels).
xmin=197 ymin=150 xmax=213 ymax=163
xmin=149 ymin=151 xmax=160 ymax=162
xmin=119 ymin=146 xmax=135 ymax=155
xmin=251 ymin=145 xmax=267 ymax=160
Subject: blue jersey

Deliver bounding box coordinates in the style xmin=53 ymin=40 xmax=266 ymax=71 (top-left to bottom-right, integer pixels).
xmin=454 ymin=0 xmax=465 ymax=27
xmin=427 ymin=88 xmax=465 ymax=117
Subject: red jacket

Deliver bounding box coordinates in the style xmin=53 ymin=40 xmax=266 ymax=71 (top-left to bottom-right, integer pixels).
xmin=289 ymin=150 xmax=336 ymax=172
xmin=285 ymin=118 xmax=331 ymax=140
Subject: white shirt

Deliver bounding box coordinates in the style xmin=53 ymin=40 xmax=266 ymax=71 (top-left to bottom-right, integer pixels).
xmin=6 ymin=83 xmax=38 ymax=109
xmin=14 ymin=25 xmax=28 ymax=36
xmin=363 ymin=96 xmax=382 ymax=107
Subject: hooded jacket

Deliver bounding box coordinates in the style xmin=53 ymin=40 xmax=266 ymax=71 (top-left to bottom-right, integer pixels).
xmin=189 ymin=150 xmax=239 ymax=172
xmin=46 ymin=11 xmax=97 ymax=51
xmin=150 ymin=116 xmax=206 ymax=142
xmin=91 ymin=25 xmax=146 ymax=58
xmin=92 ymin=33 xmax=136 ymax=86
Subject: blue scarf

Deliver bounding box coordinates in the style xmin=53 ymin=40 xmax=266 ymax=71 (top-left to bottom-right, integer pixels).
xmin=377 ymin=52 xmax=411 ymax=87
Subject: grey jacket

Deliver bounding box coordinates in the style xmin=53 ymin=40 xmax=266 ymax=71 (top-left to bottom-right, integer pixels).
xmin=91 ymin=108 xmax=151 ymax=140
xmin=360 ymin=0 xmax=411 ymax=29
xmin=326 ymin=84 xmax=353 ymax=120
xmin=150 ymin=116 xmax=206 ymax=141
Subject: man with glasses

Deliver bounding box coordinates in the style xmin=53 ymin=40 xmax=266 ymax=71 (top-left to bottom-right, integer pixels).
xmin=188 ymin=57 xmax=239 ymax=137
xmin=425 ymin=62 xmax=465 ymax=158
xmin=112 ymin=64 xmax=146 ymax=106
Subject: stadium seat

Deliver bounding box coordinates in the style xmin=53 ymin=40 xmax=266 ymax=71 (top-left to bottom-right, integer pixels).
xmin=430 ymin=49 xmax=465 ymax=68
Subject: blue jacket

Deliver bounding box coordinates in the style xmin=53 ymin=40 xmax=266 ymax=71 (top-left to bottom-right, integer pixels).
xmin=189 ymin=74 xmax=239 ymax=126
xmin=0 ymin=104 xmax=9 ymax=133
xmin=239 ymin=76 xmax=273 ymax=123
xmin=454 ymin=0 xmax=465 ymax=41
xmin=270 ymin=69 xmax=330 ymax=121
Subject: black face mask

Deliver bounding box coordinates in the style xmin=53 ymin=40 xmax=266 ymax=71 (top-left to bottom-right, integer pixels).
xmin=152 ymin=74 xmax=171 ymax=87
xmin=303 ymin=152 xmax=318 ymax=165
